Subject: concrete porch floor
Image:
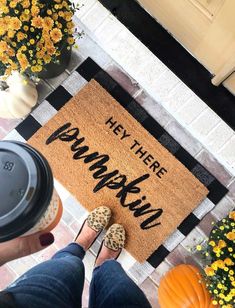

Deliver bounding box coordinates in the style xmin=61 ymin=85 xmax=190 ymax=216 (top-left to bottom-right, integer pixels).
xmin=0 ymin=3 xmax=235 ymax=307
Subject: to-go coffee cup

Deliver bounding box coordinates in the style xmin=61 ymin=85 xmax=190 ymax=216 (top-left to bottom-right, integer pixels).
xmin=0 ymin=141 xmax=63 ymax=242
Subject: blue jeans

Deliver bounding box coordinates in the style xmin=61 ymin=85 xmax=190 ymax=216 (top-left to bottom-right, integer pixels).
xmin=6 ymin=243 xmax=151 ymax=308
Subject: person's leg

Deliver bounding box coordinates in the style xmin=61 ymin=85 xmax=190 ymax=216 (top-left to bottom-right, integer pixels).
xmin=89 ymin=224 xmax=151 ymax=308
xmin=5 ymin=206 xmax=111 ymax=308
xmin=89 ymin=260 xmax=151 ymax=308
xmin=7 ymin=243 xmax=86 ymax=308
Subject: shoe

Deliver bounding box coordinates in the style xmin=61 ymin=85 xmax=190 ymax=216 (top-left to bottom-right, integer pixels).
xmin=95 ymin=224 xmax=126 ymax=264
xmin=75 ymin=206 xmax=111 ymax=249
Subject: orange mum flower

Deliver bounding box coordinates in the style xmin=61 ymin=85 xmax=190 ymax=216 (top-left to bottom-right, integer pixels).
xmin=50 ymin=28 xmax=62 ymax=43
xmin=47 ymin=46 xmax=56 ymax=56
xmin=0 ymin=40 xmax=8 ymax=52
xmin=43 ymin=17 xmax=54 ymax=29
xmin=226 ymin=232 xmax=235 ymax=241
xmin=31 ymin=16 xmax=43 ymax=28
xmin=205 ymin=266 xmax=215 ymax=276
xmin=17 ymin=31 xmax=25 ymax=41
xmin=31 ymin=5 xmax=40 ymax=17
xmin=229 ymin=211 xmax=235 ymax=221
xmin=10 ymin=17 xmax=22 ymax=30
xmin=218 ymin=240 xmax=227 ymax=249
xmin=224 ymin=258 xmax=234 ymax=266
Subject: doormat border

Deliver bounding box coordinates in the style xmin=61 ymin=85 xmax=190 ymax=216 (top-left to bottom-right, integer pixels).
xmin=15 ymin=57 xmax=228 ymax=268
xmin=98 ymin=0 xmax=235 ymax=130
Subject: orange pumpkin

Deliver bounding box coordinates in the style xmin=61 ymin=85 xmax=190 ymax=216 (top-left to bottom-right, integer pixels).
xmin=158 ymin=264 xmax=218 ymax=308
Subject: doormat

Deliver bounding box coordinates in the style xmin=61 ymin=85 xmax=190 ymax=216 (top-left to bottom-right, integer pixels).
xmin=15 ymin=57 xmax=228 ymax=267
xmin=29 ymin=79 xmax=208 ymax=262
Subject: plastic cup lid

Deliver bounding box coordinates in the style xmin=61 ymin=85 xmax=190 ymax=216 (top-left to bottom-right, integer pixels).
xmin=0 ymin=141 xmax=53 ymax=241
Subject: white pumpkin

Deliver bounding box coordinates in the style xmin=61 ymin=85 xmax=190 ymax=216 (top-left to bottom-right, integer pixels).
xmin=0 ymin=72 xmax=38 ymax=119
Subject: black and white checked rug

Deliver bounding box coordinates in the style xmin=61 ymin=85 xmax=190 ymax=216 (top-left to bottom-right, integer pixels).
xmin=14 ymin=57 xmax=228 ymax=268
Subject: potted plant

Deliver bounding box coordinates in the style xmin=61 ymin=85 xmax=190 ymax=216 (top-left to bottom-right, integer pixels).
xmin=0 ymin=0 xmax=81 ymax=80
xmin=199 ymin=212 xmax=235 ymax=307
xmin=158 ymin=211 xmax=235 ymax=308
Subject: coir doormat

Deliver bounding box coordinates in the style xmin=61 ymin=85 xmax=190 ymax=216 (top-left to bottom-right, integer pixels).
xmin=29 ymin=79 xmax=208 ymax=262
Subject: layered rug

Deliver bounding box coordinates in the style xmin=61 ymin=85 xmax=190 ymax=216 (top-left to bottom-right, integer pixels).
xmin=16 ymin=57 xmax=228 ymax=266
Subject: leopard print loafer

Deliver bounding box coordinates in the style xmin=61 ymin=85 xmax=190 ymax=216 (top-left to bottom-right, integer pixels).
xmin=104 ymin=224 xmax=126 ymax=252
xmin=95 ymin=224 xmax=126 ymax=265
xmin=87 ymin=206 xmax=111 ymax=232
xmin=75 ymin=206 xmax=111 ymax=247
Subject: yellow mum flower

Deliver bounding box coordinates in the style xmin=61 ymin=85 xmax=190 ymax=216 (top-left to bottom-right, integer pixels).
xmin=43 ymin=54 xmax=51 ymax=64
xmin=9 ymin=1 xmax=17 ymax=8
xmin=52 ymin=13 xmax=58 ymax=20
xmin=20 ymin=13 xmax=30 ymax=22
xmin=205 ymin=266 xmax=215 ymax=276
xmin=211 ymin=262 xmax=218 ymax=270
xmin=7 ymin=30 xmax=16 ymax=38
xmin=213 ymin=246 xmax=221 ymax=254
xmin=20 ymin=46 xmax=27 ymax=52
xmin=1 ymin=6 xmax=9 ymax=14
xmin=50 ymin=28 xmax=62 ymax=43
xmin=226 ymin=232 xmax=235 ymax=240
xmin=209 ymin=241 xmax=216 ymax=247
xmin=22 ymin=0 xmax=30 ymax=8
xmin=58 ymin=11 xmax=64 ymax=17
xmin=32 ymin=16 xmax=43 ymax=28
xmin=67 ymin=37 xmax=75 ymax=45
xmin=64 ymin=11 xmax=73 ymax=21
xmin=62 ymin=0 xmax=68 ymax=7
xmin=31 ymin=66 xmax=37 ymax=73
xmin=35 ymin=65 xmax=42 ymax=72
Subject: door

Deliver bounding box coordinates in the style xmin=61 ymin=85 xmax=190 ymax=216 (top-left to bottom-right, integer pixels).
xmin=137 ymin=0 xmax=235 ymax=94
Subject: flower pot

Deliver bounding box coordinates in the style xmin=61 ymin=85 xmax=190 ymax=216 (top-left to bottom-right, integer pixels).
xmin=38 ymin=46 xmax=72 ymax=79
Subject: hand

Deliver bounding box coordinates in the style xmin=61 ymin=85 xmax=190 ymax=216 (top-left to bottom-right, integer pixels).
xmin=0 ymin=232 xmax=54 ymax=266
